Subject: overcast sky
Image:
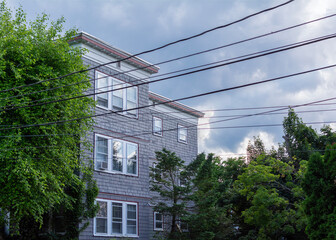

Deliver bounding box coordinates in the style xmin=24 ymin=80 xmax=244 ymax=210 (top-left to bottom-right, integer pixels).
xmin=7 ymin=0 xmax=336 ymax=158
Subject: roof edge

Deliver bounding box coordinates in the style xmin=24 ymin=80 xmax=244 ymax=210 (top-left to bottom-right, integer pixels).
xmin=70 ymin=32 xmax=160 ymax=74
xmin=149 ymin=92 xmax=204 ymax=118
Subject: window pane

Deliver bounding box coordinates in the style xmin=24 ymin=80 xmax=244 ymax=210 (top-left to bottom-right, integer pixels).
xmin=96 ymin=201 xmax=107 ymax=234
xmin=97 ymin=137 xmax=108 ymax=154
xmin=127 ymin=221 xmax=136 ymax=234
xmin=126 ymin=101 xmax=137 ymax=115
xmin=97 ymin=201 xmax=107 ymax=217
xmin=96 ymin=137 xmax=108 ymax=169
xmin=127 ymin=87 xmax=136 ymax=102
xmin=97 ymin=74 xmax=109 ymax=108
xmin=127 ymin=160 xmax=136 ymax=174
xmin=97 ymin=97 xmax=108 ymax=108
xmin=112 ymin=222 xmax=122 ymax=234
xmin=178 ymin=126 xmax=187 ymax=142
xmin=127 ymin=204 xmax=137 ymax=234
xmin=113 ymin=141 xmax=123 ymax=172
xmin=155 ymin=221 xmax=163 ymax=229
xmin=113 ymin=141 xmax=123 ymax=157
xmin=96 ymin=218 xmax=107 ymax=233
xmin=112 ymin=203 xmax=122 ymax=234
xmin=127 ymin=204 xmax=136 ymax=219
xmin=127 ymin=144 xmax=137 ymax=161
xmin=127 ymin=144 xmax=137 ymax=174
xmin=126 ymin=87 xmax=137 ymax=116
xmin=113 ymin=96 xmax=123 ymax=111
xmin=153 ymin=117 xmax=162 ymax=135
xmin=113 ymin=79 xmax=124 ymax=111
xmin=155 ymin=213 xmax=162 ymax=221
xmin=113 ymin=157 xmax=123 ymax=172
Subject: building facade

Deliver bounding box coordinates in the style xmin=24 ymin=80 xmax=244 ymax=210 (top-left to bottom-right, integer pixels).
xmin=71 ymin=32 xmax=203 ymax=240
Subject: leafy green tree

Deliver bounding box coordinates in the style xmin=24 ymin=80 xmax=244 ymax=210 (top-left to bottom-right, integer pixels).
xmin=234 ymin=133 xmax=308 ymax=240
xmin=150 ymin=148 xmax=192 ymax=239
xmin=302 ymin=144 xmax=336 ymax=240
xmin=283 ymin=109 xmax=319 ymax=168
xmin=187 ymin=153 xmax=237 ymax=240
xmin=0 ymin=2 xmax=98 ymax=238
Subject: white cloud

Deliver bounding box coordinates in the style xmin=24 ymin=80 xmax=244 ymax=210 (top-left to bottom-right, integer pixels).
xmin=197 ymin=109 xmax=214 ymax=153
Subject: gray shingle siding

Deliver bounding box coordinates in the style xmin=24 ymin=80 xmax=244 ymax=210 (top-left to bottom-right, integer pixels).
xmin=79 ymin=44 xmax=201 ymax=240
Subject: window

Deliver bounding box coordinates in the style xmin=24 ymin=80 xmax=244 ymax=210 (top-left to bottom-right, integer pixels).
xmin=95 ymin=134 xmax=138 ymax=175
xmin=153 ymin=117 xmax=163 ymax=136
xmin=178 ymin=124 xmax=187 ymax=143
xmin=154 ymin=212 xmax=163 ymax=231
xmin=95 ymin=200 xmax=138 ymax=237
xmin=95 ymin=71 xmax=138 ymax=116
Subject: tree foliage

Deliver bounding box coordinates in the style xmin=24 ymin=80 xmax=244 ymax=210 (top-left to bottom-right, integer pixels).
xmin=186 ymin=153 xmax=241 ymax=240
xmin=303 ymin=144 xmax=336 ymax=240
xmin=150 ymin=148 xmax=192 ymax=239
xmin=0 ymin=2 xmax=98 ymax=238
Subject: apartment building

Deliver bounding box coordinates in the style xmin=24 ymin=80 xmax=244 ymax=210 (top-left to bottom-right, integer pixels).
xmin=71 ymin=32 xmax=203 ymax=240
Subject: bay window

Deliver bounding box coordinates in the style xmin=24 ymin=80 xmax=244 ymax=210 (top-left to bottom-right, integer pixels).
xmin=95 ymin=200 xmax=138 ymax=237
xmin=95 ymin=134 xmax=138 ymax=175
xmin=95 ymin=71 xmax=138 ymax=116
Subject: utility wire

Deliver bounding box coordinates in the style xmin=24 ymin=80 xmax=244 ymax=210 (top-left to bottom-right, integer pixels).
xmin=197 ymin=120 xmax=336 ymax=130
xmin=0 ymin=0 xmax=293 ymax=94
xmin=103 ymin=94 xmax=336 ymax=140
xmin=2 ymin=119 xmax=336 ymax=152
xmin=3 ymin=11 xmax=334 ymax=104
xmin=1 ymin=62 xmax=336 ymax=131
xmin=3 ymin=32 xmax=336 ymax=112
xmin=2 ymin=106 xmax=336 ymax=133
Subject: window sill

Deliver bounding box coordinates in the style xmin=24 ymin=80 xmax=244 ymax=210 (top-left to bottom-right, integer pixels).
xmin=94 ymin=233 xmax=139 ymax=238
xmin=153 ymin=132 xmax=163 ymax=137
xmin=96 ymin=105 xmax=139 ymax=119
xmin=177 ymin=140 xmax=188 ymax=144
xmin=95 ymin=169 xmax=139 ymax=178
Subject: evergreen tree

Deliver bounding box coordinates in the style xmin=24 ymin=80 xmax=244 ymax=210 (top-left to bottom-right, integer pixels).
xmin=150 ymin=148 xmax=191 ymax=239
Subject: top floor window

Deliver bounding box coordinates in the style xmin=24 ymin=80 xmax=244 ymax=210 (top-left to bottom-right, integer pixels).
xmin=96 ymin=71 xmax=138 ymax=117
xmin=153 ymin=117 xmax=163 ymax=136
xmin=178 ymin=124 xmax=187 ymax=143
xmin=95 ymin=134 xmax=138 ymax=176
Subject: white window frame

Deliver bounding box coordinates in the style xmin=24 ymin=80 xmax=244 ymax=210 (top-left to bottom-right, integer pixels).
xmin=95 ymin=134 xmax=138 ymax=176
xmin=94 ymin=199 xmax=138 ymax=237
xmin=154 ymin=212 xmax=164 ymax=231
xmin=177 ymin=124 xmax=188 ymax=143
xmin=153 ymin=116 xmax=163 ymax=136
xmin=95 ymin=71 xmax=138 ymax=117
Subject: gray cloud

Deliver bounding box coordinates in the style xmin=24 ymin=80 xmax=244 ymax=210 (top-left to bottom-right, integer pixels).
xmin=8 ymin=0 xmax=336 ymax=154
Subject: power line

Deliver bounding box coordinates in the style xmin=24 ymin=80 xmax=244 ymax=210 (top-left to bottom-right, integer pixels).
xmin=3 ymin=119 xmax=336 ymax=152
xmin=3 ymin=32 xmax=336 ymax=112
xmin=2 ymin=105 xmax=336 ymax=133
xmin=2 ymin=12 xmax=334 ymax=105
xmin=0 ymin=0 xmax=293 ymax=95
xmin=1 ymin=61 xmax=336 ymax=132
xmin=3 ymin=11 xmax=334 ymax=109
xmin=109 ymin=95 xmax=336 ymax=140
xmin=197 ymin=120 xmax=336 ymax=130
